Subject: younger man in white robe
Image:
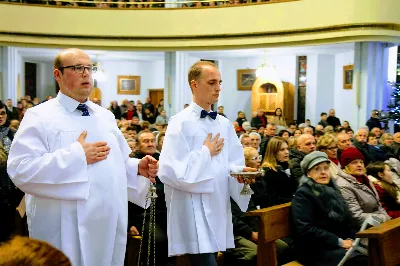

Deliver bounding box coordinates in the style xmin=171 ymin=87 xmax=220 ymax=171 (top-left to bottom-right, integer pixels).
xmin=158 ymin=61 xmax=256 ymax=266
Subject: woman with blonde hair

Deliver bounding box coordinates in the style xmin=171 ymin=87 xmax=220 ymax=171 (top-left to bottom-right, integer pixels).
xmin=244 ymin=146 xmax=262 ymax=170
xmin=251 ymin=137 xmax=296 ymax=208
xmin=317 ymin=134 xmax=341 ymax=180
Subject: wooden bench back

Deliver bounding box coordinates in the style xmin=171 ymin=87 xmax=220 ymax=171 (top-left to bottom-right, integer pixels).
xmin=246 ymin=202 xmax=292 ymax=243
xmin=357 ymin=217 xmax=400 ymax=266
xmin=246 ymin=202 xmax=292 ymax=266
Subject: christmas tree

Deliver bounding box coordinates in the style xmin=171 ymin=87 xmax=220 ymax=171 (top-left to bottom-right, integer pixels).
xmin=386 ymin=81 xmax=400 ymax=125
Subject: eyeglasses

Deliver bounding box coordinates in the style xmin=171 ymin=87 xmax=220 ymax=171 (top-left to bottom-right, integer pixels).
xmin=0 ymin=111 xmax=7 ymax=116
xmin=251 ymin=155 xmax=262 ymax=161
xmin=58 ymin=64 xmax=97 ymax=74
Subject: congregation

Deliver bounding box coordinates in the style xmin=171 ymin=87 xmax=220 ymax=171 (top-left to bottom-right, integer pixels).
xmin=0 ymin=0 xmax=272 ymax=8
xmin=1 ymin=88 xmax=400 ymax=265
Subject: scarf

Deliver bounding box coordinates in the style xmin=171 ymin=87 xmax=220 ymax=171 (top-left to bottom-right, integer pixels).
xmin=329 ymin=157 xmax=340 ymax=166
xmin=299 ymin=176 xmax=350 ymax=222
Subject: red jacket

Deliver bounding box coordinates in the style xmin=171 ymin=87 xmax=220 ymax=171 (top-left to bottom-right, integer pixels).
xmin=372 ymin=181 xmax=400 ymax=219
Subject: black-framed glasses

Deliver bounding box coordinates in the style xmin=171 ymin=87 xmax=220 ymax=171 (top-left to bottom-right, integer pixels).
xmin=58 ymin=64 xmax=97 ymax=74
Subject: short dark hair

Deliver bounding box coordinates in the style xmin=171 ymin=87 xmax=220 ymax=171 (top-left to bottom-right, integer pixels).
xmin=288 ymin=122 xmax=296 ymax=127
xmin=278 ymin=130 xmax=291 ymax=137
xmin=345 ymin=128 xmax=354 ymax=133
xmin=320 ymin=112 xmax=327 ymax=116
xmin=218 ymin=106 xmax=224 ymax=109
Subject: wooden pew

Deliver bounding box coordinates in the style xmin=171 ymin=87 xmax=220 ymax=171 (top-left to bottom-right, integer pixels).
xmin=246 ymin=202 xmax=301 ymax=266
xmin=357 ymin=217 xmax=400 ymax=266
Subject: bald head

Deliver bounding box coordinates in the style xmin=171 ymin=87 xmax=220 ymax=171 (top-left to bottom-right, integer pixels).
xmin=53 ymin=48 xmax=94 ymax=103
xmin=297 ymin=134 xmax=316 ymax=154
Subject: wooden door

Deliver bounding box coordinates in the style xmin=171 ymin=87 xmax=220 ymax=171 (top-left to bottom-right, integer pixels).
xmin=149 ymin=89 xmax=164 ymax=112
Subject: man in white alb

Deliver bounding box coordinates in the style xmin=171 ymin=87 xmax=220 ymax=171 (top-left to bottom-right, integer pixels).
xmin=7 ymin=48 xmax=157 ymax=266
xmin=158 ymin=61 xmax=256 ymax=266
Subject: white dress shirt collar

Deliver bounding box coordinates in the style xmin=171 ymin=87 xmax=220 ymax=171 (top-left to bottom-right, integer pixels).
xmin=56 ymin=91 xmax=97 ymax=114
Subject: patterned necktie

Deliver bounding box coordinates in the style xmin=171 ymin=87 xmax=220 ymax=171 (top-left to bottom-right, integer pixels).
xmin=77 ymin=103 xmax=90 ymax=116
xmin=200 ymin=110 xmax=217 ymax=120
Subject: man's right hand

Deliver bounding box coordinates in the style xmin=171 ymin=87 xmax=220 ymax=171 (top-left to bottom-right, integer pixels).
xmin=129 ymin=226 xmax=140 ymax=236
xmin=204 ymin=133 xmax=224 ymax=157
xmin=78 ymin=131 xmax=110 ymax=165
xmin=251 ymin=232 xmax=258 ymax=243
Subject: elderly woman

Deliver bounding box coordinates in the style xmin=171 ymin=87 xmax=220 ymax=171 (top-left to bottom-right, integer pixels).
xmin=317 ymin=134 xmax=342 ymax=180
xmin=336 ymin=147 xmax=390 ymax=228
xmin=291 ymin=151 xmax=368 ymax=266
xmin=226 ymin=147 xmax=260 ymax=265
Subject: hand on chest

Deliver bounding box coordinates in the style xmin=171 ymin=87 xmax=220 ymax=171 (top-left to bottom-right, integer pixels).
xmin=181 ymin=121 xmax=229 ymax=152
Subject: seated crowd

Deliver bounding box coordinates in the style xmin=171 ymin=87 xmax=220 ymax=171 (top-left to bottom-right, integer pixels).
xmin=2 ymin=95 xmax=400 ymax=265
xmin=1 ymin=0 xmax=277 ymax=8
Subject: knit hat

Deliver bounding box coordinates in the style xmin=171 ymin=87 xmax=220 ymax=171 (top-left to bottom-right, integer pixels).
xmin=300 ymin=151 xmax=331 ymax=174
xmin=340 ymin=147 xmax=365 ymax=168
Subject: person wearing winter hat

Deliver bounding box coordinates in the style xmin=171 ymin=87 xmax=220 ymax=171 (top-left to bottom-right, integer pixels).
xmin=335 ymin=147 xmax=390 ymax=229
xmin=291 ymin=151 xmax=368 ymax=266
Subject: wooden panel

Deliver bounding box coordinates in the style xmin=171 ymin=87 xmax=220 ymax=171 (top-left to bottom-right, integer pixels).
xmin=356 ymin=217 xmax=400 ymax=239
xmin=356 ymin=217 xmax=400 ymax=266
xmin=246 ymin=203 xmax=291 ymax=243
xmin=283 ymin=82 xmax=295 ymax=123
xmin=259 ymin=94 xmax=267 ymax=110
xmin=149 ymin=89 xmax=164 ymax=112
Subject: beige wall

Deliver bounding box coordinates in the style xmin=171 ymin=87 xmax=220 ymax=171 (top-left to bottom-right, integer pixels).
xmin=0 ymin=0 xmax=400 ymax=49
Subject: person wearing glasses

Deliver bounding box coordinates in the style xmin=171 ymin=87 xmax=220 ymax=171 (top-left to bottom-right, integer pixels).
xmin=7 ymin=48 xmax=158 ymax=266
xmin=0 ymin=100 xmax=24 ymax=243
xmin=317 ymin=134 xmax=342 ymax=180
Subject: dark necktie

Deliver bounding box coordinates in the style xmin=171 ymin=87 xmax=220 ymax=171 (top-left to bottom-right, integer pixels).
xmin=200 ymin=110 xmax=217 ymax=120
xmin=77 ymin=104 xmax=90 ymax=116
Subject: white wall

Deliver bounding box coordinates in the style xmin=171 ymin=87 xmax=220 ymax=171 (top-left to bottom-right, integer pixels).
xmin=333 ymin=51 xmax=355 ymax=127
xmin=305 ymin=55 xmax=335 ymax=125
xmin=218 ymin=55 xmax=297 ymax=121
xmin=92 ymin=60 xmax=165 ymax=107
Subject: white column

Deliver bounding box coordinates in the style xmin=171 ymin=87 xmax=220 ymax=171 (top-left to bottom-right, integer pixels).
xmin=355 ymin=42 xmax=390 ymax=130
xmin=1 ymin=47 xmax=18 ymax=103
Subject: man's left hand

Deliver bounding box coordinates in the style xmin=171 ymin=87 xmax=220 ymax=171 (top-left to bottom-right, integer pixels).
xmin=138 ymin=155 xmax=157 ymax=183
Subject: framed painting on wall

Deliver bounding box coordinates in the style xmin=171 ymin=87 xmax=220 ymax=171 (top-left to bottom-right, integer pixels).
xmin=343 ymin=65 xmax=353 ymax=89
xmin=117 ymin=75 xmax=140 ymax=95
xmin=237 ymin=69 xmax=256 ymax=90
